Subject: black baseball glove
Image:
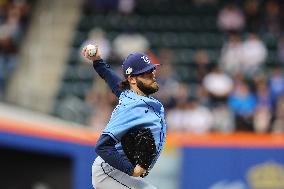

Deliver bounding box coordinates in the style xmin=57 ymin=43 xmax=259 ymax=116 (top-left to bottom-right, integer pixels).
xmin=121 ymin=128 xmax=157 ymax=177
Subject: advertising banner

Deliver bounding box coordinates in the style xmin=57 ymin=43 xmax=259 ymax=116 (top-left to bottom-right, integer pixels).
xmin=182 ymin=147 xmax=284 ymax=189
xmin=177 ymin=133 xmax=284 ymax=189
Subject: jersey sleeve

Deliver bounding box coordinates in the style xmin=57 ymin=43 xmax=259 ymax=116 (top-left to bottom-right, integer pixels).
xmin=93 ymin=59 xmax=123 ymax=97
xmin=95 ymin=134 xmax=134 ymax=175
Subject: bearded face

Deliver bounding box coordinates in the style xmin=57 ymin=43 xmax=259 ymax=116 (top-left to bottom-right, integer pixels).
xmin=136 ymin=77 xmax=159 ymax=96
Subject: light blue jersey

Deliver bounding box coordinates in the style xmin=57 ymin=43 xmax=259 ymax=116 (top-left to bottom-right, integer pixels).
xmin=92 ymin=55 xmax=167 ymax=188
xmin=102 ymin=90 xmax=167 ymax=170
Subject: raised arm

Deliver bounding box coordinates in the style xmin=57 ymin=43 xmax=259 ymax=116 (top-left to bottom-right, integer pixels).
xmin=82 ymin=45 xmax=122 ymax=97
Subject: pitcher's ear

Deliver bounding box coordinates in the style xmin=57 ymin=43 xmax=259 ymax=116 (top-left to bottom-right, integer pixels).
xmin=128 ymin=75 xmax=137 ymax=85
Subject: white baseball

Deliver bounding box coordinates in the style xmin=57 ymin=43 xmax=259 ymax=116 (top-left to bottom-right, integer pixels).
xmin=86 ymin=44 xmax=97 ymax=57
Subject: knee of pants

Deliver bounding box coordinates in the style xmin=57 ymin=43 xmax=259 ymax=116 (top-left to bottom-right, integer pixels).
xmin=147 ymin=185 xmax=158 ymax=189
xmin=146 ymin=186 xmax=157 ymax=189
xmin=136 ymin=180 xmax=157 ymax=189
xmin=144 ymin=185 xmax=157 ymax=189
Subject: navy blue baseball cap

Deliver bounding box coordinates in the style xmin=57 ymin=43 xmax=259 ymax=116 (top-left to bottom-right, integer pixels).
xmin=122 ymin=52 xmax=160 ymax=76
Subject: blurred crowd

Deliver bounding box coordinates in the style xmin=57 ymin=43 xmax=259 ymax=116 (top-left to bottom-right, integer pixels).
xmin=1 ymin=0 xmax=283 ymax=134
xmin=0 ymin=0 xmax=31 ymax=99
xmin=79 ymin=0 xmax=284 ymax=134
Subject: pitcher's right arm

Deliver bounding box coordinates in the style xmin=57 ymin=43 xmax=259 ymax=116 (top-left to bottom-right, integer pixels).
xmin=82 ymin=45 xmax=122 ymax=97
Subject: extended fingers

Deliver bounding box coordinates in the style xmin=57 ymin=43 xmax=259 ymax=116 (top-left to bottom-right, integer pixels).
xmin=82 ymin=47 xmax=88 ymax=57
xmin=81 ymin=45 xmax=101 ymax=62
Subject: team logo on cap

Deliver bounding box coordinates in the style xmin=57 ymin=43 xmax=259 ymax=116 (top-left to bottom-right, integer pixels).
xmin=126 ymin=67 xmax=133 ymax=74
xmin=141 ymin=55 xmax=151 ymax=64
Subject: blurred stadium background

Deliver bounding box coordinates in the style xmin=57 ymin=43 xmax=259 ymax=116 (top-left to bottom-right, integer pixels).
xmin=0 ymin=0 xmax=284 ymax=189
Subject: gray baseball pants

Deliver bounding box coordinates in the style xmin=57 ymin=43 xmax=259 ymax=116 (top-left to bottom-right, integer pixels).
xmin=92 ymin=156 xmax=157 ymax=189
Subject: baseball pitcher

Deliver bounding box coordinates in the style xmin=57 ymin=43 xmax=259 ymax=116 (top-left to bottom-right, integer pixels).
xmin=82 ymin=45 xmax=167 ymax=189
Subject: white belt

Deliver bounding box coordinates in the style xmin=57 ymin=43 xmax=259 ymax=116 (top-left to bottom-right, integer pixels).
xmin=95 ymin=156 xmax=105 ymax=164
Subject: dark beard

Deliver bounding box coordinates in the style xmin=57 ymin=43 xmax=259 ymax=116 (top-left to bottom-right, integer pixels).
xmin=136 ymin=79 xmax=159 ymax=96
